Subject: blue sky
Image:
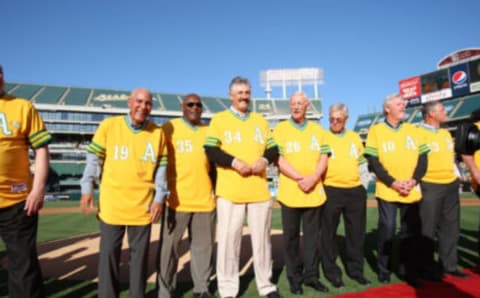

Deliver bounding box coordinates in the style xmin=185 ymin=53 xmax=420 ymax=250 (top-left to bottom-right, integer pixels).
xmin=2 ymin=0 xmax=479 ymax=128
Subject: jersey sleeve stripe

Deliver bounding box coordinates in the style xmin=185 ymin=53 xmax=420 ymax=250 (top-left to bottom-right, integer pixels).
xmin=29 ymin=131 xmax=52 ymax=148
xmin=364 ymin=146 xmax=378 ymax=157
xmin=204 ymin=136 xmax=220 ymax=147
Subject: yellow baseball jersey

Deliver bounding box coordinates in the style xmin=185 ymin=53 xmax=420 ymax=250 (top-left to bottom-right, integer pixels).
xmin=163 ymin=118 xmax=215 ymax=212
xmin=365 ymin=122 xmax=429 ymax=203
xmin=204 ymin=109 xmax=275 ymax=203
xmin=87 ymin=115 xmax=167 ymax=225
xmin=324 ymin=129 xmax=366 ymax=188
xmin=0 ymin=94 xmax=52 ymax=208
xmin=473 ymin=122 xmax=480 ymax=191
xmin=417 ymin=124 xmax=457 ymax=184
xmin=273 ymin=119 xmax=330 ymax=207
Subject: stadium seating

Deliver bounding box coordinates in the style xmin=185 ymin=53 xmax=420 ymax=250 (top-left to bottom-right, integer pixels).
xmin=9 ymin=84 xmax=42 ymax=99
xmin=63 ymin=87 xmax=91 ymax=106
xmin=310 ymin=99 xmax=322 ymax=114
xmin=254 ymin=99 xmax=275 ymax=114
xmin=201 ymin=96 xmax=228 ymax=113
xmin=274 ymin=100 xmax=290 ymax=114
xmin=450 ymin=94 xmax=480 ymax=120
xmin=159 ymin=93 xmax=182 ymax=111
xmin=34 ymin=86 xmax=66 ymax=104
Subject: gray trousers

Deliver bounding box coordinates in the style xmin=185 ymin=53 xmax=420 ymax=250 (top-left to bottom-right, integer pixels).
xmin=157 ymin=208 xmax=215 ymax=298
xmin=419 ymin=179 xmax=460 ymax=272
xmin=98 ymin=220 xmax=151 ymax=298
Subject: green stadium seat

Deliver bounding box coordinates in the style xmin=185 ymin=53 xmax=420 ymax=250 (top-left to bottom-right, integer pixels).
xmin=450 ymin=94 xmax=480 ymax=120
xmin=50 ymin=162 xmax=85 ymax=176
xmin=160 ymin=94 xmax=182 ymax=111
xmin=353 ymin=113 xmax=377 ymax=134
xmin=4 ymin=82 xmax=17 ymax=93
xmin=274 ymin=100 xmax=290 ymax=114
xmin=9 ymin=84 xmax=42 ymax=100
xmin=202 ymin=96 xmax=228 ymax=113
xmin=34 ymin=86 xmax=66 ymax=104
xmin=310 ymin=100 xmax=322 ymax=114
xmin=219 ymin=98 xmax=231 ymax=109
xmin=63 ymin=88 xmax=90 ymax=106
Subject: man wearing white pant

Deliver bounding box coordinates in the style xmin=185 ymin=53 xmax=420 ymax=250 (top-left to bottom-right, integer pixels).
xmin=204 ymin=76 xmax=280 ymax=298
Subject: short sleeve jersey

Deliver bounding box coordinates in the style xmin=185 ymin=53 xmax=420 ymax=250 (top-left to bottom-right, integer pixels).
xmin=324 ymin=129 xmax=366 ymax=188
xmin=273 ymin=119 xmax=330 ymax=207
xmin=162 ymin=118 xmax=215 ymax=212
xmin=365 ymin=122 xmax=429 ymax=203
xmin=87 ymin=115 xmax=167 ymax=225
xmin=205 ymin=109 xmax=275 ymax=203
xmin=417 ymin=124 xmax=457 ymax=184
xmin=0 ymin=95 xmax=52 ymax=208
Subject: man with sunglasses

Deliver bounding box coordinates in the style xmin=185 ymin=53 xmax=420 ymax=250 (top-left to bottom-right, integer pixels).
xmin=157 ymin=94 xmax=216 ymax=298
xmin=321 ymin=103 xmax=370 ymax=289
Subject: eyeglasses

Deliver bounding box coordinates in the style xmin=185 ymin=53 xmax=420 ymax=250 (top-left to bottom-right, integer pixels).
xmin=186 ymin=102 xmax=203 ymax=108
xmin=329 ymin=117 xmax=345 ymax=123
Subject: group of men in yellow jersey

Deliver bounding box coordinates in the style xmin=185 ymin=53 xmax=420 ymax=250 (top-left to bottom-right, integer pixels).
xmin=2 ymin=60 xmax=479 ymax=298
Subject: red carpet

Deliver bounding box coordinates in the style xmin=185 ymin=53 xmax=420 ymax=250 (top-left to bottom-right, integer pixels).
xmin=333 ymin=268 xmax=480 ymax=298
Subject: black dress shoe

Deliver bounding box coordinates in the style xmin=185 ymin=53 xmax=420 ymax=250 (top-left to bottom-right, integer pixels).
xmin=289 ymin=283 xmax=303 ymax=295
xmin=304 ymin=280 xmax=329 ymax=292
xmin=329 ymin=278 xmax=345 ymax=288
xmin=352 ymin=275 xmax=371 ymax=285
xmin=447 ymin=270 xmax=470 ymax=278
xmin=265 ymin=290 xmax=282 ymax=298
xmin=378 ymin=273 xmax=390 ymax=283
xmin=406 ymin=276 xmax=421 ymax=288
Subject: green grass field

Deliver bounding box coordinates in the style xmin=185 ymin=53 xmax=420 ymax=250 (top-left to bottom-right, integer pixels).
xmin=0 ymin=198 xmax=479 ymax=297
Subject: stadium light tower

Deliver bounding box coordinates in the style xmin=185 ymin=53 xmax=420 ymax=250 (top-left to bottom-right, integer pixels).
xmin=260 ymin=67 xmax=324 ymax=99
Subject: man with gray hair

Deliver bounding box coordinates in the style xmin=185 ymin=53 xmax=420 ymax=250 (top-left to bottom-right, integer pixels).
xmin=321 ymin=103 xmax=370 ymax=288
xmin=364 ymin=93 xmax=429 ymax=287
xmin=204 ymin=76 xmax=281 ymax=298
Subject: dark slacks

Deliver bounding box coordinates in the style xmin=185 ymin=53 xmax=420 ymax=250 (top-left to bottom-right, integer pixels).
xmin=0 ymin=201 xmax=44 ymax=298
xmin=376 ymin=199 xmax=421 ymax=278
xmin=419 ymin=179 xmax=460 ymax=272
xmin=321 ymin=185 xmax=367 ymax=281
xmin=280 ymin=203 xmax=322 ymax=285
xmin=98 ymin=220 xmax=151 ymax=298
xmin=157 ymin=208 xmax=215 ymax=298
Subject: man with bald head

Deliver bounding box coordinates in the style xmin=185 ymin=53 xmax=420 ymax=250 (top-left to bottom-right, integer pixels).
xmin=80 ymin=88 xmax=168 ymax=297
xmin=157 ymin=94 xmax=216 ymax=298
xmin=273 ymin=91 xmax=330 ymax=295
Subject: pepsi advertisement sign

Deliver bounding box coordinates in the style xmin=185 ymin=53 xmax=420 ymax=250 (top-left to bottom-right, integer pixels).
xmin=450 ymin=63 xmax=470 ymax=97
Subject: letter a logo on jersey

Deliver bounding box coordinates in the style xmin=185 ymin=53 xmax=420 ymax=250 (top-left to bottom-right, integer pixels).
xmin=350 ymin=143 xmax=359 ymax=159
xmin=405 ymin=135 xmax=417 ymax=150
xmin=141 ymin=141 xmax=157 ymax=162
xmin=254 ymin=127 xmax=264 ymax=144
xmin=0 ymin=113 xmax=12 ymax=136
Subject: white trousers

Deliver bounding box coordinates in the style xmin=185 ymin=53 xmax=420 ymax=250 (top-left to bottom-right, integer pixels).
xmin=216 ymin=197 xmax=277 ymax=297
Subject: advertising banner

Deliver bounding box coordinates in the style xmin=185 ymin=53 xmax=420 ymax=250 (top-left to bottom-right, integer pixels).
xmin=420 ymin=69 xmax=452 ymax=103
xmin=450 ymin=63 xmax=470 ymax=97
xmin=399 ymin=76 xmax=421 ymax=106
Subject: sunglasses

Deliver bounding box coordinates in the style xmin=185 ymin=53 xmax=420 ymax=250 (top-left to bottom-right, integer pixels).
xmin=329 ymin=117 xmax=345 ymax=123
xmin=186 ymin=102 xmax=203 ymax=108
